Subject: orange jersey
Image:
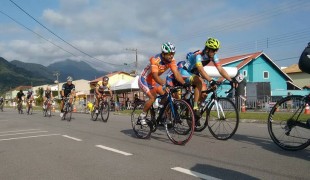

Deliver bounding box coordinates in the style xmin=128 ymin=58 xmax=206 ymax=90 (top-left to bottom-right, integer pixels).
xmin=141 ymin=53 xmax=177 ymax=86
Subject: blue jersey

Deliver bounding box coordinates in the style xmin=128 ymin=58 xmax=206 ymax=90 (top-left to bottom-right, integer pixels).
xmin=182 ymin=50 xmax=220 ymax=74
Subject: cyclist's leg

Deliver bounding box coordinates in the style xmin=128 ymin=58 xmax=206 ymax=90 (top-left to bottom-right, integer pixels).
xmin=138 ymin=77 xmax=155 ymax=124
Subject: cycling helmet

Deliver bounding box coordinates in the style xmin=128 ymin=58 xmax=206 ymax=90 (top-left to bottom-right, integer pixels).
xmin=103 ymin=76 xmax=109 ymax=81
xmin=161 ymin=42 xmax=176 ymax=53
xmin=67 ymin=76 xmax=73 ymax=82
xmin=205 ymin=37 xmax=220 ymax=50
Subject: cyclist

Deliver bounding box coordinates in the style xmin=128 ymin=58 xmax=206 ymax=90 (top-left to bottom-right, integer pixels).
xmin=16 ymin=89 xmax=25 ymax=113
xmin=43 ymin=86 xmax=54 ymax=110
xmin=138 ymin=42 xmax=188 ymax=125
xmin=95 ymin=76 xmax=113 ymax=114
xmin=60 ymin=76 xmax=76 ymax=117
xmin=298 ymin=42 xmax=310 ymax=126
xmin=26 ymin=89 xmax=34 ymax=114
xmin=167 ymin=38 xmax=236 ymax=123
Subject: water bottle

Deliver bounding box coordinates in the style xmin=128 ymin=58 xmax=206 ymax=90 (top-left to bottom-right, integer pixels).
xmin=185 ymin=92 xmax=191 ymax=100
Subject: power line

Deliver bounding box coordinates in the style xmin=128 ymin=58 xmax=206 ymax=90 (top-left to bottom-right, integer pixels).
xmin=174 ymin=0 xmax=310 ymax=43
xmin=9 ymin=0 xmax=124 ymax=67
xmin=0 ymin=10 xmax=76 ymax=57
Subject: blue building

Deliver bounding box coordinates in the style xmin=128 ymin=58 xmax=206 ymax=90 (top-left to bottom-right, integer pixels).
xmin=209 ymin=51 xmax=308 ymax=101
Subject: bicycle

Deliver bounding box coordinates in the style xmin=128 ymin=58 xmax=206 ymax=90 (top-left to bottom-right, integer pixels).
xmin=267 ymin=93 xmax=310 ymax=151
xmin=61 ymin=95 xmax=74 ymax=121
xmin=26 ymin=100 xmax=33 ymax=115
xmin=91 ymin=96 xmax=110 ymax=122
xmin=131 ymin=86 xmax=195 ymax=145
xmin=17 ymin=100 xmax=23 ymax=114
xmin=0 ymin=101 xmax=3 ymax=112
xmin=184 ymin=81 xmax=239 ymax=140
xmin=43 ymin=99 xmax=53 ymax=117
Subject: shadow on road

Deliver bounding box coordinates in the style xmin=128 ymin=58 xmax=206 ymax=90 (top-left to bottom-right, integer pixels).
xmin=232 ymin=134 xmax=310 ymax=160
xmin=190 ymin=163 xmax=259 ymax=180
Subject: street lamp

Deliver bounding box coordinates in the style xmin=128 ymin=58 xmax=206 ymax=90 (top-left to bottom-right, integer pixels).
xmin=53 ymin=72 xmax=60 ymax=98
xmin=125 ymin=48 xmax=138 ymax=75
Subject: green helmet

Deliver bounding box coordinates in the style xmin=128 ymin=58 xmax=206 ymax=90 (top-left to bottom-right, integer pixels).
xmin=161 ymin=42 xmax=176 ymax=53
xmin=205 ymin=37 xmax=220 ymax=50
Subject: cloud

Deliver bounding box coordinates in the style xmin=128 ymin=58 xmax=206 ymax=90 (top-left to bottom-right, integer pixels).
xmin=42 ymin=9 xmax=72 ymax=27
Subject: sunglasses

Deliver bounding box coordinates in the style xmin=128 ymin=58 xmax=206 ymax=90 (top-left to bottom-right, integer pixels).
xmin=163 ymin=52 xmax=175 ymax=56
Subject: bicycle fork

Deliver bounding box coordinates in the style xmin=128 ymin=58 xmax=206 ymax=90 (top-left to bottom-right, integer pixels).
xmin=213 ymin=99 xmax=225 ymax=119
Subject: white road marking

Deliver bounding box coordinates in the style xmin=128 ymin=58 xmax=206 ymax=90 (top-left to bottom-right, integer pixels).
xmin=0 ymin=131 xmax=48 ymax=137
xmin=0 ymin=129 xmax=41 ymax=134
xmin=62 ymin=135 xmax=82 ymax=141
xmin=0 ymin=134 xmax=61 ymax=142
xmin=95 ymin=145 xmax=133 ymax=156
xmin=171 ymin=167 xmax=221 ymax=180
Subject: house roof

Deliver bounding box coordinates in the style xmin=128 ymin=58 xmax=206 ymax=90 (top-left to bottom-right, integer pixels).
xmin=282 ymin=64 xmax=302 ymax=74
xmin=89 ymin=71 xmax=132 ymax=83
xmin=207 ymin=51 xmax=293 ymax=82
xmin=12 ymin=86 xmax=32 ymax=91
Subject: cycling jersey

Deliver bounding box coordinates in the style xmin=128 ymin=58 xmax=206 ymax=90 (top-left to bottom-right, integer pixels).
xmin=26 ymin=92 xmax=33 ymax=100
xmin=16 ymin=92 xmax=25 ymax=100
xmin=96 ymin=81 xmax=111 ymax=93
xmin=45 ymin=91 xmax=52 ymax=99
xmin=140 ymin=53 xmax=177 ymax=87
xmin=183 ymin=50 xmax=220 ymax=75
xmin=62 ymin=83 xmax=75 ymax=97
xmin=298 ymin=43 xmax=310 ymax=74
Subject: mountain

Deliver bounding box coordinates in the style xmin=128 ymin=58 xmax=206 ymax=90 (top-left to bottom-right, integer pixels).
xmin=11 ymin=60 xmax=54 ymax=81
xmin=0 ymin=57 xmax=52 ymax=95
xmin=47 ymin=59 xmax=107 ymax=81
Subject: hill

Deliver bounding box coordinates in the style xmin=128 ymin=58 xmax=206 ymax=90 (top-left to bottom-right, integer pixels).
xmin=11 ymin=60 xmax=54 ymax=81
xmin=0 ymin=57 xmax=52 ymax=95
xmin=47 ymin=59 xmax=107 ymax=81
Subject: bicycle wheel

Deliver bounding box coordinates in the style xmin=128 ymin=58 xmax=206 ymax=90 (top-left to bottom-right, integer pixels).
xmin=43 ymin=108 xmax=47 ymax=117
xmin=67 ymin=105 xmax=72 ymax=122
xmin=165 ymin=99 xmax=195 ymax=145
xmin=268 ymin=95 xmax=310 ymax=151
xmin=206 ymin=97 xmax=239 ymax=140
xmin=47 ymin=106 xmax=52 ymax=117
xmin=91 ymin=108 xmax=99 ymax=121
xmin=101 ymin=102 xmax=110 ymax=122
xmin=131 ymin=105 xmax=152 ymax=139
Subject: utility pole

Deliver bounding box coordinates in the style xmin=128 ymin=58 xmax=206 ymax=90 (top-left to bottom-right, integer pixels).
xmin=125 ymin=48 xmax=138 ymax=75
xmin=53 ymin=72 xmax=60 ymax=98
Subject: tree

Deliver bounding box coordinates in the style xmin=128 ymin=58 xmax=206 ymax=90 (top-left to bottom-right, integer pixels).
xmin=36 ymin=87 xmax=44 ymax=106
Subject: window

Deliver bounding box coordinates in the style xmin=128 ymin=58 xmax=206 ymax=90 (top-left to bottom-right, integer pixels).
xmin=263 ymin=71 xmax=269 ymax=79
xmin=243 ymin=70 xmax=247 ymax=77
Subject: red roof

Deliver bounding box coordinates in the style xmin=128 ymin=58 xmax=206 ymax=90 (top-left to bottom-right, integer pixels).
xmin=89 ymin=71 xmax=132 ymax=83
xmin=12 ymin=86 xmax=32 ymax=91
xmin=206 ymin=51 xmax=292 ymax=81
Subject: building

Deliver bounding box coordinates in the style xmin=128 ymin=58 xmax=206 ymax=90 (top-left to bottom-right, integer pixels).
xmin=5 ymin=86 xmax=32 ymax=101
xmin=282 ymin=64 xmax=310 ymax=88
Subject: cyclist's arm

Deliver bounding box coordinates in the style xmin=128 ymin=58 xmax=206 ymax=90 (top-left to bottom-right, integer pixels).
xmin=215 ymin=65 xmax=232 ymax=82
xmin=197 ymin=65 xmax=213 ymax=82
xmin=152 ymin=72 xmax=165 ymax=86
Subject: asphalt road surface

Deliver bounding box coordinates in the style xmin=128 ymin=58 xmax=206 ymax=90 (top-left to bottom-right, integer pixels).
xmin=0 ymin=108 xmax=309 ymax=180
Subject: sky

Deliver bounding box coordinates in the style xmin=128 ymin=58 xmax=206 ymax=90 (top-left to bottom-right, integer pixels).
xmin=0 ymin=0 xmax=309 ymax=73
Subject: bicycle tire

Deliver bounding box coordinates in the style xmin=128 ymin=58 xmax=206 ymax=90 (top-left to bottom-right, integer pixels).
xmin=43 ymin=108 xmax=47 ymax=117
xmin=91 ymin=108 xmax=99 ymax=121
xmin=268 ymin=95 xmax=310 ymax=151
xmin=206 ymin=97 xmax=239 ymax=140
xmin=165 ymin=99 xmax=195 ymax=145
xmin=67 ymin=105 xmax=72 ymax=122
xmin=131 ymin=105 xmax=152 ymax=139
xmin=101 ymin=102 xmax=110 ymax=122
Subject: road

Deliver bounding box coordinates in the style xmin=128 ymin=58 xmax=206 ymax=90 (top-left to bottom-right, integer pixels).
xmin=0 ymin=108 xmax=309 ymax=180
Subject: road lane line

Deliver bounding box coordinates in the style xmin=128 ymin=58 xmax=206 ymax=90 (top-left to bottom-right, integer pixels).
xmin=62 ymin=135 xmax=82 ymax=141
xmin=0 ymin=134 xmax=61 ymax=142
xmin=95 ymin=145 xmax=133 ymax=156
xmin=171 ymin=167 xmax=221 ymax=180
xmin=0 ymin=129 xmax=41 ymax=134
xmin=0 ymin=131 xmax=48 ymax=137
